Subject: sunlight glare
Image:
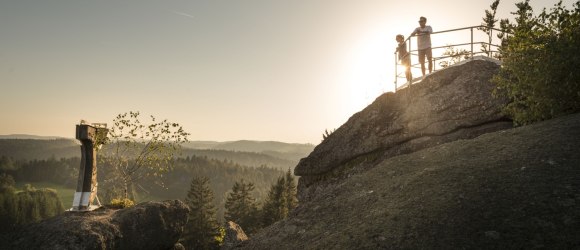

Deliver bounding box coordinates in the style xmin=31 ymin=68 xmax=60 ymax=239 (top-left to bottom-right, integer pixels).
xmin=344 ymin=26 xmax=396 ymax=115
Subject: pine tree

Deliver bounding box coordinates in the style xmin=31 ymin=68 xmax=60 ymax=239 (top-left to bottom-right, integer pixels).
xmin=261 ymin=169 xmax=298 ymax=227
xmin=261 ymin=176 xmax=287 ymax=227
xmin=224 ymin=179 xmax=259 ymax=234
xmin=284 ymin=169 xmax=298 ymax=212
xmin=479 ymin=0 xmax=501 ymax=57
xmin=182 ymin=176 xmax=220 ymax=250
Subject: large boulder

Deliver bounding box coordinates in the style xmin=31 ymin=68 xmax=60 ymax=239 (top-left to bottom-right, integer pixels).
xmin=221 ymin=221 xmax=249 ymax=250
xmin=5 ymin=200 xmax=189 ymax=250
xmin=295 ymin=59 xmax=512 ymax=201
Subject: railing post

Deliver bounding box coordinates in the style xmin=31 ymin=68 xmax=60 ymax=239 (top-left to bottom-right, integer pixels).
xmin=394 ymin=52 xmax=398 ymax=91
xmin=470 ymin=27 xmax=474 ymax=59
xmin=489 ymin=28 xmax=493 ymax=57
xmin=433 ymin=57 xmax=436 ymax=71
xmin=408 ymin=38 xmax=412 ymax=85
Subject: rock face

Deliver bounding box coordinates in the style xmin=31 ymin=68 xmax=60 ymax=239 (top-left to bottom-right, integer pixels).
xmin=240 ymin=112 xmax=580 ymax=250
xmin=295 ymin=59 xmax=512 ymax=201
xmin=221 ymin=221 xmax=249 ymax=250
xmin=6 ymin=200 xmax=189 ymax=250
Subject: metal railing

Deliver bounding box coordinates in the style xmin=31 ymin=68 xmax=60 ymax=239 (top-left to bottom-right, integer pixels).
xmin=394 ymin=25 xmax=506 ymax=90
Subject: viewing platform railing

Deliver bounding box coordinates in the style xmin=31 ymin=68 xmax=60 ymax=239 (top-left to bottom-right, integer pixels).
xmin=394 ymin=25 xmax=506 ymax=91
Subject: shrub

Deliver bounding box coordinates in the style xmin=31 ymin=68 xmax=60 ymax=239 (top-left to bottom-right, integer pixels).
xmin=493 ymin=0 xmax=580 ymax=125
xmin=108 ymin=198 xmax=135 ymax=209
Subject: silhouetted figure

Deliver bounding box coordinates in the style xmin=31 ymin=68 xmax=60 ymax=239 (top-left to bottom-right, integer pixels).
xmin=396 ymin=34 xmax=412 ymax=83
xmin=411 ymin=16 xmax=433 ymax=76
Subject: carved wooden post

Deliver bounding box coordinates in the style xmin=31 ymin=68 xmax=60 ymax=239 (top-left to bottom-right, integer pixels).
xmin=71 ymin=123 xmax=108 ymax=211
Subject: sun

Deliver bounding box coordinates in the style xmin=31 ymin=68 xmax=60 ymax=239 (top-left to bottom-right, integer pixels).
xmin=343 ymin=29 xmax=397 ymax=114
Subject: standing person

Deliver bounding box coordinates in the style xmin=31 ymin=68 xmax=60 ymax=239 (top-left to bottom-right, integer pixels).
xmin=411 ymin=16 xmax=433 ymax=76
xmin=396 ymin=34 xmax=412 ymax=83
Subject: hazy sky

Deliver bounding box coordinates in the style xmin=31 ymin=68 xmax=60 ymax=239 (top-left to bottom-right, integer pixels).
xmin=0 ymin=0 xmax=574 ymax=144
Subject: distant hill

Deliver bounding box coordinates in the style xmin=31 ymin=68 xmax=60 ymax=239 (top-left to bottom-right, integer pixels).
xmin=181 ymin=148 xmax=296 ymax=171
xmin=0 ymin=134 xmax=69 ymax=140
xmin=184 ymin=140 xmax=314 ymax=162
xmin=0 ymin=139 xmax=80 ymax=160
xmin=183 ymin=141 xmax=222 ymax=149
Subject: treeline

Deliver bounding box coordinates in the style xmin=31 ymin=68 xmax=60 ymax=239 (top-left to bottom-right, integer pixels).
xmin=180 ymin=148 xmax=297 ymax=171
xmin=0 ymin=139 xmax=79 ymax=161
xmin=0 ymin=174 xmax=64 ymax=233
xmin=181 ymin=171 xmax=297 ymax=249
xmin=0 ymin=154 xmax=288 ymax=220
xmin=146 ymin=156 xmax=286 ymax=220
xmin=0 ymin=156 xmax=79 ymax=188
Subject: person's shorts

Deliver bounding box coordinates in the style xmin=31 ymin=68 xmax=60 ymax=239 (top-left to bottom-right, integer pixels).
xmin=418 ymin=48 xmax=433 ymax=62
xmin=402 ymin=57 xmax=411 ymax=68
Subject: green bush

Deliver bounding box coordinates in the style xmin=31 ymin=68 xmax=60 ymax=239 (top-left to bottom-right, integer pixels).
xmin=493 ymin=0 xmax=580 ymax=125
xmin=107 ymin=198 xmax=135 ymax=209
xmin=215 ymin=227 xmax=226 ymax=246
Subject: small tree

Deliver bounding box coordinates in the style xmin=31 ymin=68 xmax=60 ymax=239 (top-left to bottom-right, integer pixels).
xmin=322 ymin=128 xmax=335 ymax=142
xmin=439 ymin=45 xmax=471 ymax=68
xmin=284 ymin=169 xmax=298 ymax=212
xmin=224 ymin=179 xmax=259 ymax=234
xmin=100 ymin=111 xmax=189 ymax=200
xmin=182 ymin=176 xmax=220 ymax=250
xmin=479 ymin=0 xmax=501 ymax=57
xmin=261 ymin=176 xmax=288 ymax=226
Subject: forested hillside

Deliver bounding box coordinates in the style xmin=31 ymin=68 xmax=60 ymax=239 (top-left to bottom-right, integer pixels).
xmin=0 ymin=154 xmax=285 ymax=220
xmin=0 ymin=138 xmax=304 ymax=231
xmin=0 ymin=157 xmax=79 ymax=188
xmin=0 ymin=139 xmax=79 ymax=161
xmin=181 ymin=148 xmax=295 ymax=170
xmin=0 ymin=139 xmax=307 ymax=170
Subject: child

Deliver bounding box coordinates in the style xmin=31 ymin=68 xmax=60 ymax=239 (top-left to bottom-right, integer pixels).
xmin=396 ymin=34 xmax=412 ymax=82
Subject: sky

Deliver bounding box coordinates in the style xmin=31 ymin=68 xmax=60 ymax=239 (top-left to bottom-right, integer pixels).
xmin=0 ymin=0 xmax=575 ymax=144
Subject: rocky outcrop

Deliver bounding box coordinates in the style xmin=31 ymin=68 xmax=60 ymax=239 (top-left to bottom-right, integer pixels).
xmin=221 ymin=221 xmax=249 ymax=250
xmin=5 ymin=200 xmax=189 ymax=250
xmin=295 ymin=59 xmax=512 ymax=201
xmin=240 ymin=112 xmax=580 ymax=250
